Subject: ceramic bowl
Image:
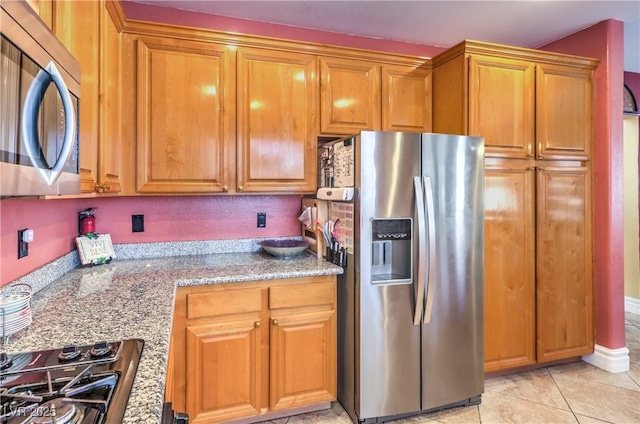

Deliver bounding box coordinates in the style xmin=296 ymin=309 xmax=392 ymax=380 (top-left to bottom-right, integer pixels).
xmin=259 ymin=239 xmax=309 ymax=258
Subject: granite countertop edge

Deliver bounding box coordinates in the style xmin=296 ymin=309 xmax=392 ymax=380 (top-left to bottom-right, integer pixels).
xmin=3 ymin=250 xmax=343 ymax=423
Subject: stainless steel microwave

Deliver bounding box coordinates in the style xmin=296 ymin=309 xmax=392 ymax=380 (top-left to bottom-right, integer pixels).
xmin=0 ymin=1 xmax=80 ymax=197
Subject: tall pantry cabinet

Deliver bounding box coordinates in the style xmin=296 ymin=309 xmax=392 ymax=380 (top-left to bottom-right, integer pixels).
xmin=432 ymin=41 xmax=598 ymax=372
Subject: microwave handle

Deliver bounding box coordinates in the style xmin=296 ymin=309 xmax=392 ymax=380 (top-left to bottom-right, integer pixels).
xmin=21 ymin=61 xmax=76 ymax=186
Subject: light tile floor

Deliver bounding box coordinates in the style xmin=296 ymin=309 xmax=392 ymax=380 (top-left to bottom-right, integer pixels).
xmin=262 ymin=312 xmax=640 ymax=424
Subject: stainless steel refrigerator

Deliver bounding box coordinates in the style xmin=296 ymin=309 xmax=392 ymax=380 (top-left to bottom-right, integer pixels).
xmin=318 ymin=131 xmax=484 ymax=423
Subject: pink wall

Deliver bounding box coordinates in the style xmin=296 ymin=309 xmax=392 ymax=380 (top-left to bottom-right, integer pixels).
xmin=0 ymin=195 xmax=301 ymax=286
xmin=121 ymin=1 xmax=446 ymax=58
xmin=541 ymin=20 xmax=626 ymax=349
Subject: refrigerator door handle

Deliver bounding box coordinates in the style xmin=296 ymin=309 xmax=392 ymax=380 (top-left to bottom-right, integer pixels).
xmin=413 ymin=176 xmax=427 ymax=326
xmin=423 ymin=176 xmax=436 ymax=325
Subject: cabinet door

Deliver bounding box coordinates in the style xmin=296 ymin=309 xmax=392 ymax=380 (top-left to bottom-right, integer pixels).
xmin=536 ymin=64 xmax=593 ymax=161
xmin=97 ymin=2 xmax=122 ymax=193
xmin=270 ymin=310 xmax=336 ymax=411
xmin=237 ymin=48 xmax=317 ymax=193
xmin=483 ymin=160 xmax=536 ymax=372
xmin=53 ymin=0 xmax=100 ymax=192
xmin=319 ymin=57 xmax=380 ymax=134
xmin=382 ymin=64 xmax=431 ymax=132
xmin=536 ymin=164 xmax=593 ymax=362
xmin=469 ymin=55 xmax=535 ymax=159
xmin=137 ymin=37 xmax=235 ymax=193
xmin=186 ymin=319 xmax=262 ymax=422
xmin=25 ymin=0 xmax=53 ymax=29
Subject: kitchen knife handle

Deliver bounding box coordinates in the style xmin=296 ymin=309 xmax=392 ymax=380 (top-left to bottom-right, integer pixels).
xmin=423 ymin=176 xmax=436 ymax=325
xmin=413 ymin=176 xmax=427 ymax=326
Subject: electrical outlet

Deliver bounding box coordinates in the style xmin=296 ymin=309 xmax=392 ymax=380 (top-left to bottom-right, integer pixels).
xmin=132 ymin=215 xmax=145 ymax=232
xmin=257 ymin=212 xmax=266 ymax=228
xmin=17 ymin=229 xmax=28 ymax=259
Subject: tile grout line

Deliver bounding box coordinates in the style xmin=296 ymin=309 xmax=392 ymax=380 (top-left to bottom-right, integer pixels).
xmin=544 ymin=366 xmax=580 ymax=422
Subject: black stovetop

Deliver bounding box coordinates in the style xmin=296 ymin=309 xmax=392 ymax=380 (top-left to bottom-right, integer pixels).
xmin=0 ymin=339 xmax=144 ymax=424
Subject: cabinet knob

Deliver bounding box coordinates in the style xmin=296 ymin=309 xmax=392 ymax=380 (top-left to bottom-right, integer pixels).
xmin=527 ymin=166 xmax=536 ymax=171
xmin=222 ymin=185 xmax=229 ymax=192
xmin=538 ymin=155 xmax=545 ymax=159
xmin=238 ymin=185 xmax=244 ymax=192
xmin=103 ymin=184 xmax=111 ymax=192
xmin=539 ymin=166 xmax=546 ymax=172
xmin=272 ymin=319 xmax=278 ymax=326
xmin=254 ymin=321 xmax=261 ymax=328
xmin=527 ymin=154 xmax=534 ymax=159
xmin=94 ymin=184 xmax=103 ymax=193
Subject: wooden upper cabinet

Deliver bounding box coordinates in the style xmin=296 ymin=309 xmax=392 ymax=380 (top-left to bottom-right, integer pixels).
xmin=536 ymin=64 xmax=593 ymax=161
xmin=468 ymin=55 xmax=535 ymax=159
xmin=536 ymin=165 xmax=593 ymax=363
xmin=53 ymin=0 xmax=100 ymax=193
xmin=483 ymin=159 xmax=536 ymax=372
xmin=25 ymin=0 xmax=53 ymax=28
xmin=319 ymin=57 xmax=381 ymax=134
xmin=136 ymin=37 xmax=235 ymax=193
xmin=98 ymin=2 xmax=122 ymax=193
xmin=236 ymin=48 xmax=317 ymax=193
xmin=382 ymin=64 xmax=431 ymax=132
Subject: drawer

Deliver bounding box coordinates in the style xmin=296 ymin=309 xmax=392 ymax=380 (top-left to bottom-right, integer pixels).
xmin=269 ymin=281 xmax=335 ymax=310
xmin=186 ymin=287 xmax=262 ymax=319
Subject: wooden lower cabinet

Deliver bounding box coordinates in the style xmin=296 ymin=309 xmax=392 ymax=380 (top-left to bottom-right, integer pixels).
xmin=186 ymin=320 xmax=261 ymax=422
xmin=536 ymin=164 xmax=593 ymax=362
xmin=483 ymin=159 xmax=593 ymax=372
xmin=483 ymin=160 xmax=536 ymax=372
xmin=270 ymin=311 xmax=336 ymax=411
xmin=167 ymin=276 xmax=337 ymax=423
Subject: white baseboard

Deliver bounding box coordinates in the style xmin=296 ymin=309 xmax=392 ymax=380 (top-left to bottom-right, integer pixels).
xmin=625 ymin=296 xmax=640 ymax=315
xmin=582 ymin=344 xmax=630 ymax=373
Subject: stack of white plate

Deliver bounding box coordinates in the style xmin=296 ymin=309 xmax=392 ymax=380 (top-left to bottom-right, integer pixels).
xmin=0 ymin=284 xmax=32 ymax=341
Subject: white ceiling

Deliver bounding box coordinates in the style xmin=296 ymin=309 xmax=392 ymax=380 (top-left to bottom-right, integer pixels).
xmin=131 ymin=0 xmax=640 ymax=72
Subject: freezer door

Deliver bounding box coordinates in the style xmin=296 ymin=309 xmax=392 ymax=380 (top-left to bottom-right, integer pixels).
xmin=356 ymin=131 xmax=422 ymax=419
xmin=420 ymin=134 xmax=485 ymax=410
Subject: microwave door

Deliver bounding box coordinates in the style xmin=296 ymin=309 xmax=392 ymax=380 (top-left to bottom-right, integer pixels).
xmin=1 ymin=37 xmax=21 ymax=165
xmin=20 ymin=55 xmax=48 ymax=169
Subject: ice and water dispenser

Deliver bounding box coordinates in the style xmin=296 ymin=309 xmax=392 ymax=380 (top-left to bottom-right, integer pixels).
xmin=370 ymin=218 xmax=413 ymax=284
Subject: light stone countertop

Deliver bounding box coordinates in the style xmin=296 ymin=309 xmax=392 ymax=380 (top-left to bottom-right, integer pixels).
xmin=4 ymin=251 xmax=344 ymax=423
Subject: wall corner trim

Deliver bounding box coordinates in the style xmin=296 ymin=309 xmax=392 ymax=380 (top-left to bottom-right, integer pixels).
xmin=625 ymin=296 xmax=640 ymax=315
xmin=582 ymin=344 xmax=630 ymax=373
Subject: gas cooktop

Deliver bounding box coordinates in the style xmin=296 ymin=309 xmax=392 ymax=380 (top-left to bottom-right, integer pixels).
xmin=0 ymin=339 xmax=144 ymax=424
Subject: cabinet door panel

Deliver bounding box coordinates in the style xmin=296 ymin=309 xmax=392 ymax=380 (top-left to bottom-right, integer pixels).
xmin=484 ymin=160 xmax=536 ymax=372
xmin=54 ymin=0 xmax=100 ymax=192
xmin=98 ymin=3 xmax=122 ymax=193
xmin=536 ymin=64 xmax=592 ymax=161
xmin=237 ymin=48 xmax=317 ymax=192
xmin=270 ymin=310 xmax=336 ymax=410
xmin=137 ymin=37 xmax=234 ymax=193
xmin=469 ymin=56 xmax=535 ymax=159
xmin=536 ymin=165 xmax=593 ymax=362
xmin=186 ymin=320 xmax=261 ymax=422
xmin=319 ymin=57 xmax=380 ymax=134
xmin=382 ymin=64 xmax=431 ymax=132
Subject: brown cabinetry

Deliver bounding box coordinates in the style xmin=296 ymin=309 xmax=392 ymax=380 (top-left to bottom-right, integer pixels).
xmin=319 ymin=57 xmax=431 ymax=134
xmin=168 ymin=276 xmax=337 ymax=423
xmin=53 ymin=0 xmax=122 ymax=194
xmin=237 ymin=48 xmax=318 ymax=193
xmin=433 ymin=41 xmax=597 ymax=372
xmin=136 ymin=37 xmax=235 ymax=193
